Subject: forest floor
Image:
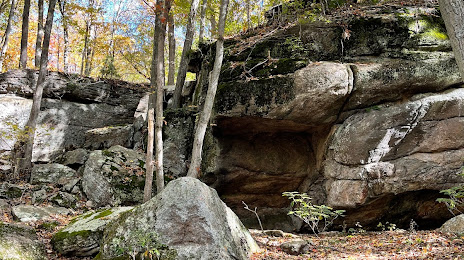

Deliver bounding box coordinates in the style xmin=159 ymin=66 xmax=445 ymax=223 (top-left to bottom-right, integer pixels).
xmin=1 ymin=185 xmax=464 ymax=260
xmin=250 ymin=229 xmax=464 ymax=260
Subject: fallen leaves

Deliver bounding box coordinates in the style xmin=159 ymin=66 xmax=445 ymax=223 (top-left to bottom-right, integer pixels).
xmin=250 ymin=229 xmax=464 ymax=260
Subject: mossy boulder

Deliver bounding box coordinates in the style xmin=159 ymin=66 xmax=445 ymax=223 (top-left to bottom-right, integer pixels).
xmin=0 ymin=222 xmax=47 ymax=260
xmin=98 ymin=177 xmax=258 ymax=260
xmin=81 ymin=145 xmax=148 ymax=207
xmin=52 ymin=207 xmax=133 ymax=257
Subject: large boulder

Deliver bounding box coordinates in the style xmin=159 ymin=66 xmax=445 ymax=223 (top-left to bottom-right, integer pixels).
xmin=0 ymin=222 xmax=47 ymax=260
xmin=81 ymin=145 xmax=147 ymax=207
xmin=52 ymin=207 xmax=133 ymax=257
xmin=98 ymin=177 xmax=258 ymax=260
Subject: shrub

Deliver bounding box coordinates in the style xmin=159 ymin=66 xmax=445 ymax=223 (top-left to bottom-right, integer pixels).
xmin=437 ymin=172 xmax=464 ymax=215
xmin=283 ymin=191 xmax=345 ymax=235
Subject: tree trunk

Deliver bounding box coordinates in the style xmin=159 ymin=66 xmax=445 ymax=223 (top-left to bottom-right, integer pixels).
xmin=81 ymin=22 xmax=90 ymax=75
xmin=143 ymin=25 xmax=158 ymax=203
xmin=209 ymin=7 xmax=217 ymax=39
xmin=58 ymin=0 xmax=69 ymax=72
xmin=0 ymin=0 xmax=17 ymax=71
xmin=35 ymin=0 xmax=44 ymax=68
xmin=171 ymin=0 xmax=200 ymax=108
xmin=19 ymin=0 xmax=31 ymax=69
xmin=187 ymin=0 xmax=229 ymax=178
xmin=167 ymin=13 xmax=175 ymax=86
xmin=246 ymin=0 xmax=251 ymax=30
xmin=439 ymin=0 xmax=464 ymax=79
xmin=16 ymin=0 xmax=57 ymax=175
xmin=143 ymin=0 xmax=172 ymax=201
xmin=199 ymin=0 xmax=207 ymax=43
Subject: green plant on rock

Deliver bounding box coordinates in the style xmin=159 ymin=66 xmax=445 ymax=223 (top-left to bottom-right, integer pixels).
xmin=109 ymin=231 xmax=176 ymax=260
xmin=283 ymin=191 xmax=345 ymax=236
xmin=377 ymin=221 xmax=397 ymax=231
xmin=437 ymin=172 xmax=464 ymax=215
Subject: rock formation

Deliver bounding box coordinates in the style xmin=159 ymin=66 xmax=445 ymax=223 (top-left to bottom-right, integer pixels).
xmin=0 ymin=4 xmax=463 ymax=232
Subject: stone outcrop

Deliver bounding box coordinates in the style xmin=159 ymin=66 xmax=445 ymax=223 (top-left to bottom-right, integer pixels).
xmin=0 ymin=70 xmax=146 ymax=163
xmin=98 ymin=177 xmax=258 ymax=260
xmin=0 ymin=3 xmax=463 ymax=233
xmin=0 ymin=222 xmax=47 ymax=260
xmin=186 ymin=5 xmax=464 ymax=230
xmin=52 ymin=207 xmax=133 ymax=257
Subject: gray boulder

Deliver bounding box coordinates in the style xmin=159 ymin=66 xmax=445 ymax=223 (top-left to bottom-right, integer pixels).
xmin=61 ymin=148 xmax=89 ymax=166
xmin=12 ymin=205 xmax=71 ymax=222
xmin=52 ymin=207 xmax=133 ymax=257
xmin=98 ymin=177 xmax=258 ymax=260
xmin=0 ymin=222 xmax=47 ymax=260
xmin=0 ymin=182 xmax=24 ymax=199
xmin=82 ymin=145 xmax=147 ymax=207
xmin=439 ymin=214 xmax=464 ymax=233
xmin=31 ymin=163 xmax=77 ymax=185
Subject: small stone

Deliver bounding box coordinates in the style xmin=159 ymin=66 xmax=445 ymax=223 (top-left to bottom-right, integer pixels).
xmin=280 ymin=239 xmax=311 ymax=255
xmin=32 ymin=189 xmax=48 ymax=205
xmin=62 ymin=178 xmax=80 ymax=192
xmin=86 ymin=200 xmax=94 ymax=208
xmin=50 ymin=192 xmax=77 ymax=208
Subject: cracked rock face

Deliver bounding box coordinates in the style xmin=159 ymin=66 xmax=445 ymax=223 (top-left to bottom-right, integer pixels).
xmin=323 ymin=88 xmax=464 ymax=225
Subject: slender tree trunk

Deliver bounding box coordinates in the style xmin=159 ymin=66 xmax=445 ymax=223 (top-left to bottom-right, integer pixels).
xmin=143 ymin=0 xmax=172 ymax=201
xmin=57 ymin=35 xmax=60 ymax=71
xmin=16 ymin=0 xmax=57 ymax=175
xmin=81 ymin=23 xmax=90 ymax=75
xmin=246 ymin=0 xmax=251 ymax=30
xmin=0 ymin=0 xmax=17 ymax=71
xmin=19 ymin=0 xmax=31 ymax=68
xmin=143 ymin=28 xmax=158 ymax=203
xmin=199 ymin=0 xmax=207 ymax=43
xmin=81 ymin=0 xmax=93 ymax=75
xmin=58 ymin=0 xmax=69 ymax=72
xmin=86 ymin=26 xmax=96 ymax=76
xmin=439 ymin=0 xmax=464 ymax=79
xmin=209 ymin=7 xmax=217 ymax=39
xmin=167 ymin=13 xmax=175 ymax=86
xmin=171 ymin=0 xmax=201 ymax=108
xmin=187 ymin=0 xmax=229 ymax=178
xmin=35 ymin=0 xmax=44 ymax=68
